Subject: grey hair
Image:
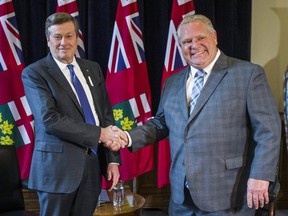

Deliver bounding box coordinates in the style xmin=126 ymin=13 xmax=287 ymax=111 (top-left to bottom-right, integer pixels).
xmin=177 ymin=14 xmax=216 ymax=40
xmin=45 ymin=12 xmax=79 ymax=38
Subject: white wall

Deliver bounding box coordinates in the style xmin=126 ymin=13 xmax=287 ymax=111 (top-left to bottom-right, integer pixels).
xmin=251 ymin=0 xmax=288 ymax=111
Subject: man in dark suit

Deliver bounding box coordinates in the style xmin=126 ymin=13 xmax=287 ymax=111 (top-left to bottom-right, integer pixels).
xmin=22 ymin=12 xmax=125 ymax=216
xmin=108 ymin=14 xmax=281 ymax=215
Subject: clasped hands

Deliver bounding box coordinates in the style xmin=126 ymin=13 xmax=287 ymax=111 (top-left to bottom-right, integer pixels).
xmin=99 ymin=125 xmax=128 ymax=151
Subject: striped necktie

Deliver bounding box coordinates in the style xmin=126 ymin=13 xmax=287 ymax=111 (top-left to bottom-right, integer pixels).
xmin=67 ymin=64 xmax=97 ymax=154
xmin=189 ymin=69 xmax=205 ymax=115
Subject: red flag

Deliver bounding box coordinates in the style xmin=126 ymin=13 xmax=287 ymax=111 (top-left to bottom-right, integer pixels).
xmin=105 ymin=0 xmax=154 ymax=187
xmin=158 ymin=0 xmax=195 ymax=188
xmin=56 ymin=0 xmax=85 ymax=58
xmin=0 ymin=0 xmax=34 ymax=180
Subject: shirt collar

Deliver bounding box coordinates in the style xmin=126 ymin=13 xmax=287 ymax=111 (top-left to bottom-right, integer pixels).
xmin=52 ymin=56 xmax=79 ymax=72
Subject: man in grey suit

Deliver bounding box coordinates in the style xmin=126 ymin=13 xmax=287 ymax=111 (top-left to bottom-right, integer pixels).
xmin=108 ymin=14 xmax=281 ymax=215
xmin=22 ymin=12 xmax=125 ymax=216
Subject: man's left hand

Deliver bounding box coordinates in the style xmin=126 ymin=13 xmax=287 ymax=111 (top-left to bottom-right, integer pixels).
xmin=106 ymin=163 xmax=120 ymax=191
xmin=247 ymin=178 xmax=269 ymax=209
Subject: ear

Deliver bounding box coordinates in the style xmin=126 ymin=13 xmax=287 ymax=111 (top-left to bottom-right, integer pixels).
xmin=213 ymin=31 xmax=218 ymax=45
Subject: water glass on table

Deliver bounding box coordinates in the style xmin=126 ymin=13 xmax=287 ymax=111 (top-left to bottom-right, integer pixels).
xmin=113 ymin=180 xmax=125 ymax=207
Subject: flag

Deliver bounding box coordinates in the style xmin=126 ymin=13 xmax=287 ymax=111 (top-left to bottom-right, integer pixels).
xmin=56 ymin=0 xmax=85 ymax=58
xmin=105 ymin=0 xmax=154 ymax=186
xmin=0 ymin=0 xmax=34 ymax=180
xmin=158 ymin=0 xmax=195 ymax=188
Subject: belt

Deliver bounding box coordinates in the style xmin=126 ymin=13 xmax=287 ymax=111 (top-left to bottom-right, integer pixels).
xmin=85 ymin=148 xmax=92 ymax=155
xmin=85 ymin=148 xmax=97 ymax=155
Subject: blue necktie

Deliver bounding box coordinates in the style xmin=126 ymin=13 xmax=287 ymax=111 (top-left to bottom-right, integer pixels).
xmin=67 ymin=64 xmax=97 ymax=154
xmin=189 ymin=69 xmax=205 ymax=115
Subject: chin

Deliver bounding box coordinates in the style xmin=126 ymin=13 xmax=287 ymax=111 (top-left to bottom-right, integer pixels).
xmin=191 ymin=62 xmax=204 ymax=68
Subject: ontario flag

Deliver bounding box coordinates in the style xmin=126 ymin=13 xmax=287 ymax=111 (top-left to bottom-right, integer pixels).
xmin=0 ymin=0 xmax=34 ymax=180
xmin=158 ymin=0 xmax=195 ymax=188
xmin=106 ymin=0 xmax=154 ymax=185
xmin=56 ymin=0 xmax=85 ymax=58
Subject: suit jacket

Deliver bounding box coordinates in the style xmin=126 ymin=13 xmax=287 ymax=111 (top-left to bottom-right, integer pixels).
xmin=129 ymin=52 xmax=281 ymax=212
xmin=22 ymin=53 xmax=120 ymax=193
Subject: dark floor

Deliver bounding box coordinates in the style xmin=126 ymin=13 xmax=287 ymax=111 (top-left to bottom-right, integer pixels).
xmin=142 ymin=208 xmax=288 ymax=216
xmin=143 ymin=208 xmax=167 ymax=216
xmin=277 ymin=209 xmax=288 ymax=216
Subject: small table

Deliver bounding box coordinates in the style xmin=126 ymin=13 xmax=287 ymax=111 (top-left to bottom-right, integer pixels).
xmin=93 ymin=192 xmax=145 ymax=216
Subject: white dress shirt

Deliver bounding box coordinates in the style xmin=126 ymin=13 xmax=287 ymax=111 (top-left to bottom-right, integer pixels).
xmin=53 ymin=57 xmax=100 ymax=126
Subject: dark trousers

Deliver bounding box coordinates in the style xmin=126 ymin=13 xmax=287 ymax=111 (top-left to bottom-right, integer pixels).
xmin=37 ymin=154 xmax=101 ymax=216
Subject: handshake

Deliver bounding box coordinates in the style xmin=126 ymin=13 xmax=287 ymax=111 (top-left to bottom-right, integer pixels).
xmin=99 ymin=125 xmax=129 ymax=151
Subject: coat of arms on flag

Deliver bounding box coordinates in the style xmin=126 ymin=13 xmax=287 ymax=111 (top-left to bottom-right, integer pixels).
xmin=0 ymin=0 xmax=34 ymax=180
xmin=106 ymin=0 xmax=154 ymax=184
xmin=113 ymin=93 xmax=151 ymax=130
xmin=0 ymin=98 xmax=32 ymax=148
xmin=0 ymin=104 xmax=17 ymax=145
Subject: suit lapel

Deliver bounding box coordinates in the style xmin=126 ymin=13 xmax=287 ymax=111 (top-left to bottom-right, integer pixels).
xmin=178 ymin=67 xmax=190 ymax=121
xmin=188 ymin=52 xmax=228 ymax=121
xmin=45 ymin=54 xmax=83 ymax=115
xmin=45 ymin=54 xmax=103 ymax=122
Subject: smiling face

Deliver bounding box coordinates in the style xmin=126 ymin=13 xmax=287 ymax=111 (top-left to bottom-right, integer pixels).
xmin=178 ymin=20 xmax=218 ymax=69
xmin=47 ymin=21 xmax=78 ymax=64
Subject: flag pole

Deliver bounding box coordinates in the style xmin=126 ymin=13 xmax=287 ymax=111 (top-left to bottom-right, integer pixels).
xmin=133 ymin=177 xmax=137 ymax=193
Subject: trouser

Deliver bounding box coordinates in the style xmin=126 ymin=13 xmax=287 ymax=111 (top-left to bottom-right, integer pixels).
xmin=37 ymin=154 xmax=101 ymax=216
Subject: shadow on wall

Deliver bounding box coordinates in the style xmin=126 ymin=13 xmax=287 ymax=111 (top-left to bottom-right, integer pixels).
xmin=263 ymin=8 xmax=288 ymax=111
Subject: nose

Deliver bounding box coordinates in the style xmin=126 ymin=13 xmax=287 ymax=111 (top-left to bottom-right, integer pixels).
xmin=60 ymin=37 xmax=68 ymax=45
xmin=191 ymin=40 xmax=199 ymax=50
